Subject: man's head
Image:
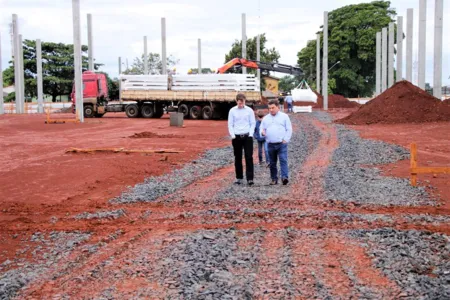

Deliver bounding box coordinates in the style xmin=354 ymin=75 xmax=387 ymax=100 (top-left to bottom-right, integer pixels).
xmin=268 ymin=100 xmax=280 ymax=116
xmin=257 ymin=111 xmax=265 ymax=119
xmin=236 ymin=93 xmax=246 ymax=109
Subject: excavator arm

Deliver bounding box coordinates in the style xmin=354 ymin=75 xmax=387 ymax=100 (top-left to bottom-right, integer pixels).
xmin=217 ymin=58 xmax=304 ymax=76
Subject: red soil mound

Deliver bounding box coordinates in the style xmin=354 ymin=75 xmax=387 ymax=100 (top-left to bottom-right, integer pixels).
xmin=336 ymin=81 xmax=450 ymax=125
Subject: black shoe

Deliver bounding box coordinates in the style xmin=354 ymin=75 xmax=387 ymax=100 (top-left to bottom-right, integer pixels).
xmin=247 ymin=180 xmax=254 ymax=186
xmin=270 ymin=180 xmax=278 ymax=185
xmin=234 ymin=179 xmax=243 ymax=185
xmin=282 ymin=178 xmax=289 ymax=185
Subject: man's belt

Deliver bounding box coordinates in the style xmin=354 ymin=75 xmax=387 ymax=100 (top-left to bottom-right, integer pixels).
xmin=236 ymin=133 xmax=249 ymax=138
xmin=268 ymin=142 xmax=283 ymax=145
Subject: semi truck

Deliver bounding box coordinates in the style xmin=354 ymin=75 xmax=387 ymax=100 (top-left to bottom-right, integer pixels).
xmin=71 ymin=59 xmax=303 ymax=119
xmin=71 ymin=71 xmax=261 ymax=119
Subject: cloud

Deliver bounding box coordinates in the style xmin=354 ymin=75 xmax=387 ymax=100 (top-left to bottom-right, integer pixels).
xmin=1 ymin=0 xmax=449 ymax=86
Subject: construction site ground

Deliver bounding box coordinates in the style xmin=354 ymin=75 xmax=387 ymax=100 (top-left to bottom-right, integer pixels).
xmin=0 ymin=111 xmax=449 ymax=299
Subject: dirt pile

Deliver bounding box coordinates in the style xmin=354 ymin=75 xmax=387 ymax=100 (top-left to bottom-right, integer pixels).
xmin=443 ymin=99 xmax=450 ymax=105
xmin=336 ymin=81 xmax=450 ymax=125
xmin=294 ymin=93 xmax=360 ymax=109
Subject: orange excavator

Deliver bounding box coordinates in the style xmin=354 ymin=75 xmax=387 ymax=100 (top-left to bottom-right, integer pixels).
xmin=217 ymin=58 xmax=304 ymax=76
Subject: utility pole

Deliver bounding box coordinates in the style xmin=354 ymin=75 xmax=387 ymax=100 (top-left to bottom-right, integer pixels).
xmin=323 ymin=11 xmax=328 ymax=110
xmin=87 ymin=13 xmax=94 ymax=71
xmin=381 ymin=27 xmax=387 ymax=92
xmin=433 ymin=0 xmax=443 ymax=99
xmin=198 ymin=38 xmax=202 ymax=75
xmin=316 ymin=33 xmax=321 ymax=93
xmin=12 ymin=14 xmax=22 ymax=113
xmin=72 ymin=0 xmax=84 ymax=122
xmin=144 ymin=36 xmax=148 ymax=74
xmin=388 ymin=22 xmax=394 ymax=87
xmin=376 ymin=31 xmax=381 ymax=95
xmin=37 ymin=39 xmax=44 ymax=113
xmin=161 ymin=18 xmax=167 ymax=75
xmin=396 ymin=16 xmax=403 ymax=82
xmin=256 ymin=34 xmax=261 ymax=82
xmin=406 ymin=8 xmax=413 ymax=82
xmin=418 ymin=0 xmax=426 ymax=89
xmin=242 ymin=13 xmax=247 ymax=74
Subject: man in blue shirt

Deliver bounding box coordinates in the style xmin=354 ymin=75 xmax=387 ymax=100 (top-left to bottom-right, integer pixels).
xmin=260 ymin=99 xmax=293 ymax=185
xmin=228 ymin=93 xmax=256 ymax=186
xmin=285 ymin=92 xmax=294 ymax=113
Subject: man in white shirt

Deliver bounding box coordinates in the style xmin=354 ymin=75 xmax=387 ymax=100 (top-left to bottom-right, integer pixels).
xmin=227 ymin=93 xmax=256 ymax=186
xmin=260 ymin=99 xmax=293 ymax=185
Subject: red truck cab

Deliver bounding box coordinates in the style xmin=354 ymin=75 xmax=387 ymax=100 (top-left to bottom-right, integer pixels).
xmin=71 ymin=71 xmax=108 ymax=117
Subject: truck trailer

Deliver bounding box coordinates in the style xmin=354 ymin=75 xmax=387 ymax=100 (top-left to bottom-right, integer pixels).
xmin=71 ymin=71 xmax=261 ymax=120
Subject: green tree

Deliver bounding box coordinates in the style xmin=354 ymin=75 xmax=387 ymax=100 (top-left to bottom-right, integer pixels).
xmin=297 ymin=1 xmax=396 ymax=97
xmin=2 ymin=40 xmax=102 ymax=102
xmin=224 ymin=33 xmax=280 ymax=73
xmin=224 ymin=33 xmax=280 ymax=90
xmin=123 ymin=53 xmax=178 ymax=75
xmin=278 ymin=75 xmax=301 ymax=93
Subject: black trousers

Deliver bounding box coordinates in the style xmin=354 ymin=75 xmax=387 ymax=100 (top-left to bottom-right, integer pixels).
xmin=232 ymin=135 xmax=254 ymax=181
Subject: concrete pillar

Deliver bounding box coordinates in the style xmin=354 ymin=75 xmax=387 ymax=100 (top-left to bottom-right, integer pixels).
xmin=12 ymin=14 xmax=21 ymax=113
xmin=376 ymin=32 xmax=381 ymax=95
xmin=316 ymin=33 xmax=321 ymax=93
xmin=36 ymin=39 xmax=44 ymax=113
xmin=322 ymin=11 xmax=328 ymax=110
xmin=388 ymin=22 xmax=395 ymax=87
xmin=161 ymin=18 xmax=167 ymax=75
xmin=72 ymin=0 xmax=84 ymax=122
xmin=118 ymin=57 xmax=122 ymax=103
xmin=396 ymin=16 xmax=403 ymax=82
xmin=198 ymin=38 xmax=201 ymax=74
xmin=418 ymin=0 xmax=426 ymax=89
xmin=0 ymin=33 xmax=3 ymax=114
xmin=87 ymin=13 xmax=94 ymax=71
xmin=406 ymin=8 xmax=413 ymax=82
xmin=144 ymin=36 xmax=148 ymax=74
xmin=19 ymin=34 xmax=25 ymax=113
xmin=433 ymin=0 xmax=443 ymax=99
xmin=242 ymin=13 xmax=247 ymax=74
xmin=256 ymin=34 xmax=261 ymax=81
xmin=381 ymin=27 xmax=387 ymax=92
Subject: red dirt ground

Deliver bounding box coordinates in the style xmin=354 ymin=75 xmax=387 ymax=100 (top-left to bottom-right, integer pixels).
xmin=0 ymin=113 xmax=229 ymax=223
xmin=1 ymin=110 xmax=449 ymax=298
xmin=330 ymin=110 xmax=450 ymax=211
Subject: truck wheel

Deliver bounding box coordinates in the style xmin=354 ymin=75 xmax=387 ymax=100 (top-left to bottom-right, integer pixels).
xmin=125 ymin=104 xmax=140 ymax=118
xmin=178 ymin=104 xmax=190 ymax=119
xmin=202 ymin=106 xmax=213 ymax=120
xmin=189 ymin=105 xmax=202 ymax=119
xmin=141 ymin=104 xmax=154 ymax=118
xmin=83 ymin=104 xmax=95 ymax=118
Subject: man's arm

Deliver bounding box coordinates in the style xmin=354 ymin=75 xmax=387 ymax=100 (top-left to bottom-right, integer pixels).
xmin=248 ymin=108 xmax=256 ymax=136
xmin=227 ymin=108 xmax=236 ymax=139
xmin=260 ymin=117 xmax=267 ymax=137
xmin=282 ymin=115 xmax=293 ymax=143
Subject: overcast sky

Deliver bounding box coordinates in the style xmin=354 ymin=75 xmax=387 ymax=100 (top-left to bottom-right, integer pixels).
xmin=1 ymin=0 xmax=449 ymax=86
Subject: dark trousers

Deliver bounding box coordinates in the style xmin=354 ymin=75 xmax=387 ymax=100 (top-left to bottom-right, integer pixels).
xmin=232 ymin=135 xmax=254 ymax=181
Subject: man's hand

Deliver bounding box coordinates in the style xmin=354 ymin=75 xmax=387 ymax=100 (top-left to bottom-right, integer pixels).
xmin=282 ymin=140 xmax=287 ymax=144
xmin=261 ymin=129 xmax=266 ymax=137
xmin=231 ymin=135 xmax=236 ymax=140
